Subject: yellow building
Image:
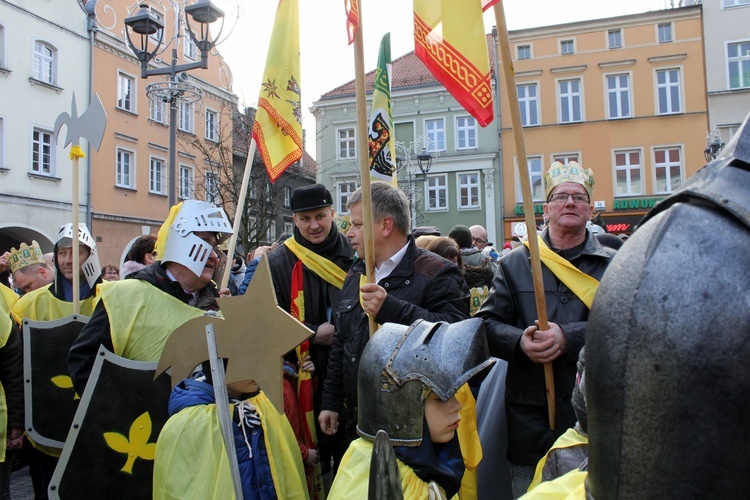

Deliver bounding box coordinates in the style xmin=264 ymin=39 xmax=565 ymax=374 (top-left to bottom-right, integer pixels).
xmin=88 ymin=2 xmax=237 ymax=266
xmin=499 ymin=5 xmax=706 ymax=240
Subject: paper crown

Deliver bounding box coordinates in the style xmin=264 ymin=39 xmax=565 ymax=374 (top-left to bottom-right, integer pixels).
xmin=544 ymin=161 xmax=595 ymax=199
xmin=8 ymin=241 xmax=46 ymax=274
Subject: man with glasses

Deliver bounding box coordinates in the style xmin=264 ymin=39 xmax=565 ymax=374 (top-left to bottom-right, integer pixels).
xmin=476 ymin=162 xmax=616 ymax=498
xmin=470 ymin=225 xmax=490 ymax=251
xmin=68 ymin=200 xmax=233 ymax=395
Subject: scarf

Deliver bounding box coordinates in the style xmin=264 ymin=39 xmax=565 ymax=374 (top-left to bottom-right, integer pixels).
xmin=394 ymin=420 xmax=465 ymax=499
xmin=523 ymin=235 xmax=600 ymax=309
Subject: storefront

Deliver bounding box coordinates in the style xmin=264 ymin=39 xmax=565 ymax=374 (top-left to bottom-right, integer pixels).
xmin=503 ymin=196 xmax=665 ymax=242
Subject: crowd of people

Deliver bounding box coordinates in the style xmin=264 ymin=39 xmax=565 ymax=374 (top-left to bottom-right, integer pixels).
xmin=3 ymin=148 xmax=731 ymax=499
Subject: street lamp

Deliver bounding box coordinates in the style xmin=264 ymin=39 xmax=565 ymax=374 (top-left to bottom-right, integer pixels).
xmin=704 ymin=128 xmax=725 ymax=162
xmin=124 ymin=1 xmax=225 ymax=206
xmin=395 ymin=139 xmax=437 ymax=229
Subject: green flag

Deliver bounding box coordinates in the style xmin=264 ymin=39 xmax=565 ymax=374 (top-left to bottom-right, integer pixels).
xmin=368 ymin=33 xmax=397 ymax=185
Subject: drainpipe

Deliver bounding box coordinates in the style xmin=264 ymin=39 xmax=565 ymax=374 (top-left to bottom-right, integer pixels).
xmin=492 ymin=26 xmax=505 ymax=244
xmin=83 ymin=0 xmax=98 ymax=229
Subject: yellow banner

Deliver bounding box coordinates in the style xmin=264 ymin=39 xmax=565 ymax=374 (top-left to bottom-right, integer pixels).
xmin=252 ymin=0 xmax=303 ymax=182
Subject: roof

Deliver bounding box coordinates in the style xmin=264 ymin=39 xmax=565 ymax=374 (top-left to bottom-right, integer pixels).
xmin=319 ymin=34 xmax=496 ymax=100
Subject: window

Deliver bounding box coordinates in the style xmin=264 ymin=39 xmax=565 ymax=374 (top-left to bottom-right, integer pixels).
xmin=0 ymin=25 xmax=6 ymax=68
xmin=283 ymin=186 xmax=292 ymax=208
xmin=426 ymin=175 xmax=448 ymax=211
xmin=150 ymin=99 xmax=166 ymax=124
xmin=205 ymin=172 xmax=218 ymax=204
xmin=179 ymin=101 xmax=194 ymax=132
xmin=337 ymin=128 xmax=356 ymax=160
xmin=456 ymin=116 xmax=477 ymax=150
xmin=653 ymin=147 xmax=682 ymax=193
xmin=179 ymin=165 xmax=193 ymax=199
xmin=0 ymin=117 xmax=4 ymax=168
xmin=149 ymin=8 xmax=164 ymax=44
xmin=33 ymin=41 xmax=55 ymax=85
xmin=117 ymin=72 xmax=136 ymax=112
xmin=516 ymin=156 xmax=544 ymax=202
xmin=727 ymin=41 xmax=750 ymax=89
xmin=116 ymin=148 xmax=134 ymax=188
xmin=560 ymin=39 xmax=574 ymax=55
xmin=723 ymin=0 xmax=750 ymax=6
xmin=425 ymin=118 xmax=445 ymax=152
xmin=337 ymin=180 xmax=357 ymax=214
xmin=517 ymin=44 xmax=531 ymax=60
xmin=266 ymin=225 xmax=277 ymax=243
xmin=284 ymin=222 xmax=294 ymax=237
xmin=552 ymin=153 xmax=580 ymax=165
xmin=518 ymin=83 xmax=539 ymax=126
xmin=149 ymin=157 xmax=165 ymax=194
xmin=614 ymin=150 xmax=642 ymax=196
xmin=608 ymin=29 xmax=622 ymax=49
xmin=559 ymin=79 xmax=582 ymax=123
xmin=205 ymin=109 xmax=218 ymax=142
xmin=656 ymin=68 xmax=681 ymax=114
xmin=183 ymin=27 xmax=197 ymax=60
xmin=31 ymin=128 xmax=54 ymax=175
xmin=606 ymin=74 xmax=631 ymax=119
xmin=658 ymin=23 xmax=672 ymax=43
xmin=457 ymin=172 xmax=480 ymax=209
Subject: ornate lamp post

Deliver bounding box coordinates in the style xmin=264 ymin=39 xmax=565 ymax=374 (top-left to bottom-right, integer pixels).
xmin=396 ymin=139 xmax=436 ymax=230
xmin=124 ymin=1 xmax=225 ymax=206
xmin=704 ymin=128 xmax=725 ymax=162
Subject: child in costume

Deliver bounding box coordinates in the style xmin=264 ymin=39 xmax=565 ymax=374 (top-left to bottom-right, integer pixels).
xmin=328 ymin=318 xmax=494 ymax=499
xmin=153 ymin=370 xmax=308 ymax=500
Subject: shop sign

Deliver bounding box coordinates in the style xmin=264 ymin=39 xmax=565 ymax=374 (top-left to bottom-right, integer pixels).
xmin=514 ymin=204 xmax=544 ymax=215
xmin=613 ymin=197 xmax=664 ymax=211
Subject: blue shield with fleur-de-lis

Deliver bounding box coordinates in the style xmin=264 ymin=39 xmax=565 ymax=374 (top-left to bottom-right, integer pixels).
xmin=49 ymin=347 xmax=171 ymax=500
xmin=23 ymin=315 xmax=88 ymax=449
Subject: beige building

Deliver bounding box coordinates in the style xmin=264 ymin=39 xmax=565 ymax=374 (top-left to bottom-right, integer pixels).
xmin=499 ymin=5 xmax=707 ymax=240
xmin=88 ymin=1 xmax=237 ymax=266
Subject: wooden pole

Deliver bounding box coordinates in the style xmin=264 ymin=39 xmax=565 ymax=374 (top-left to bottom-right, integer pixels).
xmin=220 ymin=139 xmax=258 ymax=291
xmin=205 ymin=323 xmax=244 ymax=499
xmin=493 ymin=2 xmax=555 ymax=429
xmin=352 ymin=2 xmax=378 ymax=337
xmin=71 ymin=156 xmax=80 ymax=315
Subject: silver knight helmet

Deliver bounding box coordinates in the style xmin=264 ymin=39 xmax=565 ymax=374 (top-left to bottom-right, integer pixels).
xmin=357 ymin=318 xmax=494 ymax=446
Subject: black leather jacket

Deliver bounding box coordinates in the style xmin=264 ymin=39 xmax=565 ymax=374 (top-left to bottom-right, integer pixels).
xmin=320 ymin=239 xmax=470 ymax=437
xmin=476 ymin=227 xmax=615 ymax=465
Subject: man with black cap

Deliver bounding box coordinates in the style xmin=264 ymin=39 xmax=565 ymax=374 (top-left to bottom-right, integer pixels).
xmin=266 ymin=183 xmax=354 ymax=477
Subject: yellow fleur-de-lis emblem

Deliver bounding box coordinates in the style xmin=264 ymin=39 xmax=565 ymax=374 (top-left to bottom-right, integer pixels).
xmin=103 ymin=412 xmax=157 ymax=474
xmin=51 ymin=375 xmax=80 ymax=400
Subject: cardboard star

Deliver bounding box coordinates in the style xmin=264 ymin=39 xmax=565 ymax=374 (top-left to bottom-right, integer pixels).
xmin=156 ymin=255 xmax=313 ymax=411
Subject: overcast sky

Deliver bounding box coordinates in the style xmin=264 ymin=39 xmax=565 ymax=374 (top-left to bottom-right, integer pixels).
xmin=215 ymin=0 xmax=666 ymax=155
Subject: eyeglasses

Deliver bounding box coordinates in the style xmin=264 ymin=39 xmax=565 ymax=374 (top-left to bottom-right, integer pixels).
xmin=472 ymin=237 xmax=487 ymax=245
xmin=547 ymin=192 xmax=590 ymax=204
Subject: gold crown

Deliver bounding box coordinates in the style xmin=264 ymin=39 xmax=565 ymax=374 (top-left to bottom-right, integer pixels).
xmin=8 ymin=241 xmax=46 ymax=274
xmin=544 ymin=161 xmax=595 ymax=199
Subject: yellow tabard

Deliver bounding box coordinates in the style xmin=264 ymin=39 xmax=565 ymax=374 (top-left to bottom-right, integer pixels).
xmin=99 ymin=280 xmax=208 ymax=362
xmin=0 ymin=284 xmax=18 ymax=462
xmin=153 ymin=391 xmax=308 ymax=500
xmin=11 ymin=285 xmax=97 ymax=324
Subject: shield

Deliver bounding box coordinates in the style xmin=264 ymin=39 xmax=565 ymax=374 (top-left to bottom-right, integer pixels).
xmin=49 ymin=347 xmax=172 ymax=500
xmin=23 ymin=315 xmax=88 ymax=448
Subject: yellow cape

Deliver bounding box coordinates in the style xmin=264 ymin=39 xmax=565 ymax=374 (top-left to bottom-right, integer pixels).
xmin=153 ymin=391 xmax=308 ymax=499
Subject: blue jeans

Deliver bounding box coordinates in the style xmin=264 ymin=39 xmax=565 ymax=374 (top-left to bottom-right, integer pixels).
xmin=510 ymin=462 xmax=536 ymax=499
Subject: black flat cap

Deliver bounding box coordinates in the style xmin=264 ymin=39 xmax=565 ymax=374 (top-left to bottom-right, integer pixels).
xmin=291 ymin=184 xmax=334 ymax=212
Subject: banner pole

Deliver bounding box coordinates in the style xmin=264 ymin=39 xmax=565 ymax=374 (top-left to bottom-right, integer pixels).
xmin=493 ymin=2 xmax=555 ymax=429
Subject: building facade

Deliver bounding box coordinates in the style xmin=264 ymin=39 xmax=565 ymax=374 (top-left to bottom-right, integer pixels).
xmin=88 ymin=0 xmax=238 ymax=266
xmin=700 ymin=0 xmax=750 ymax=148
xmin=500 ymin=5 xmax=707 ymax=241
xmin=0 ymin=0 xmax=91 ymax=253
xmin=311 ymin=38 xmax=502 ymax=243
